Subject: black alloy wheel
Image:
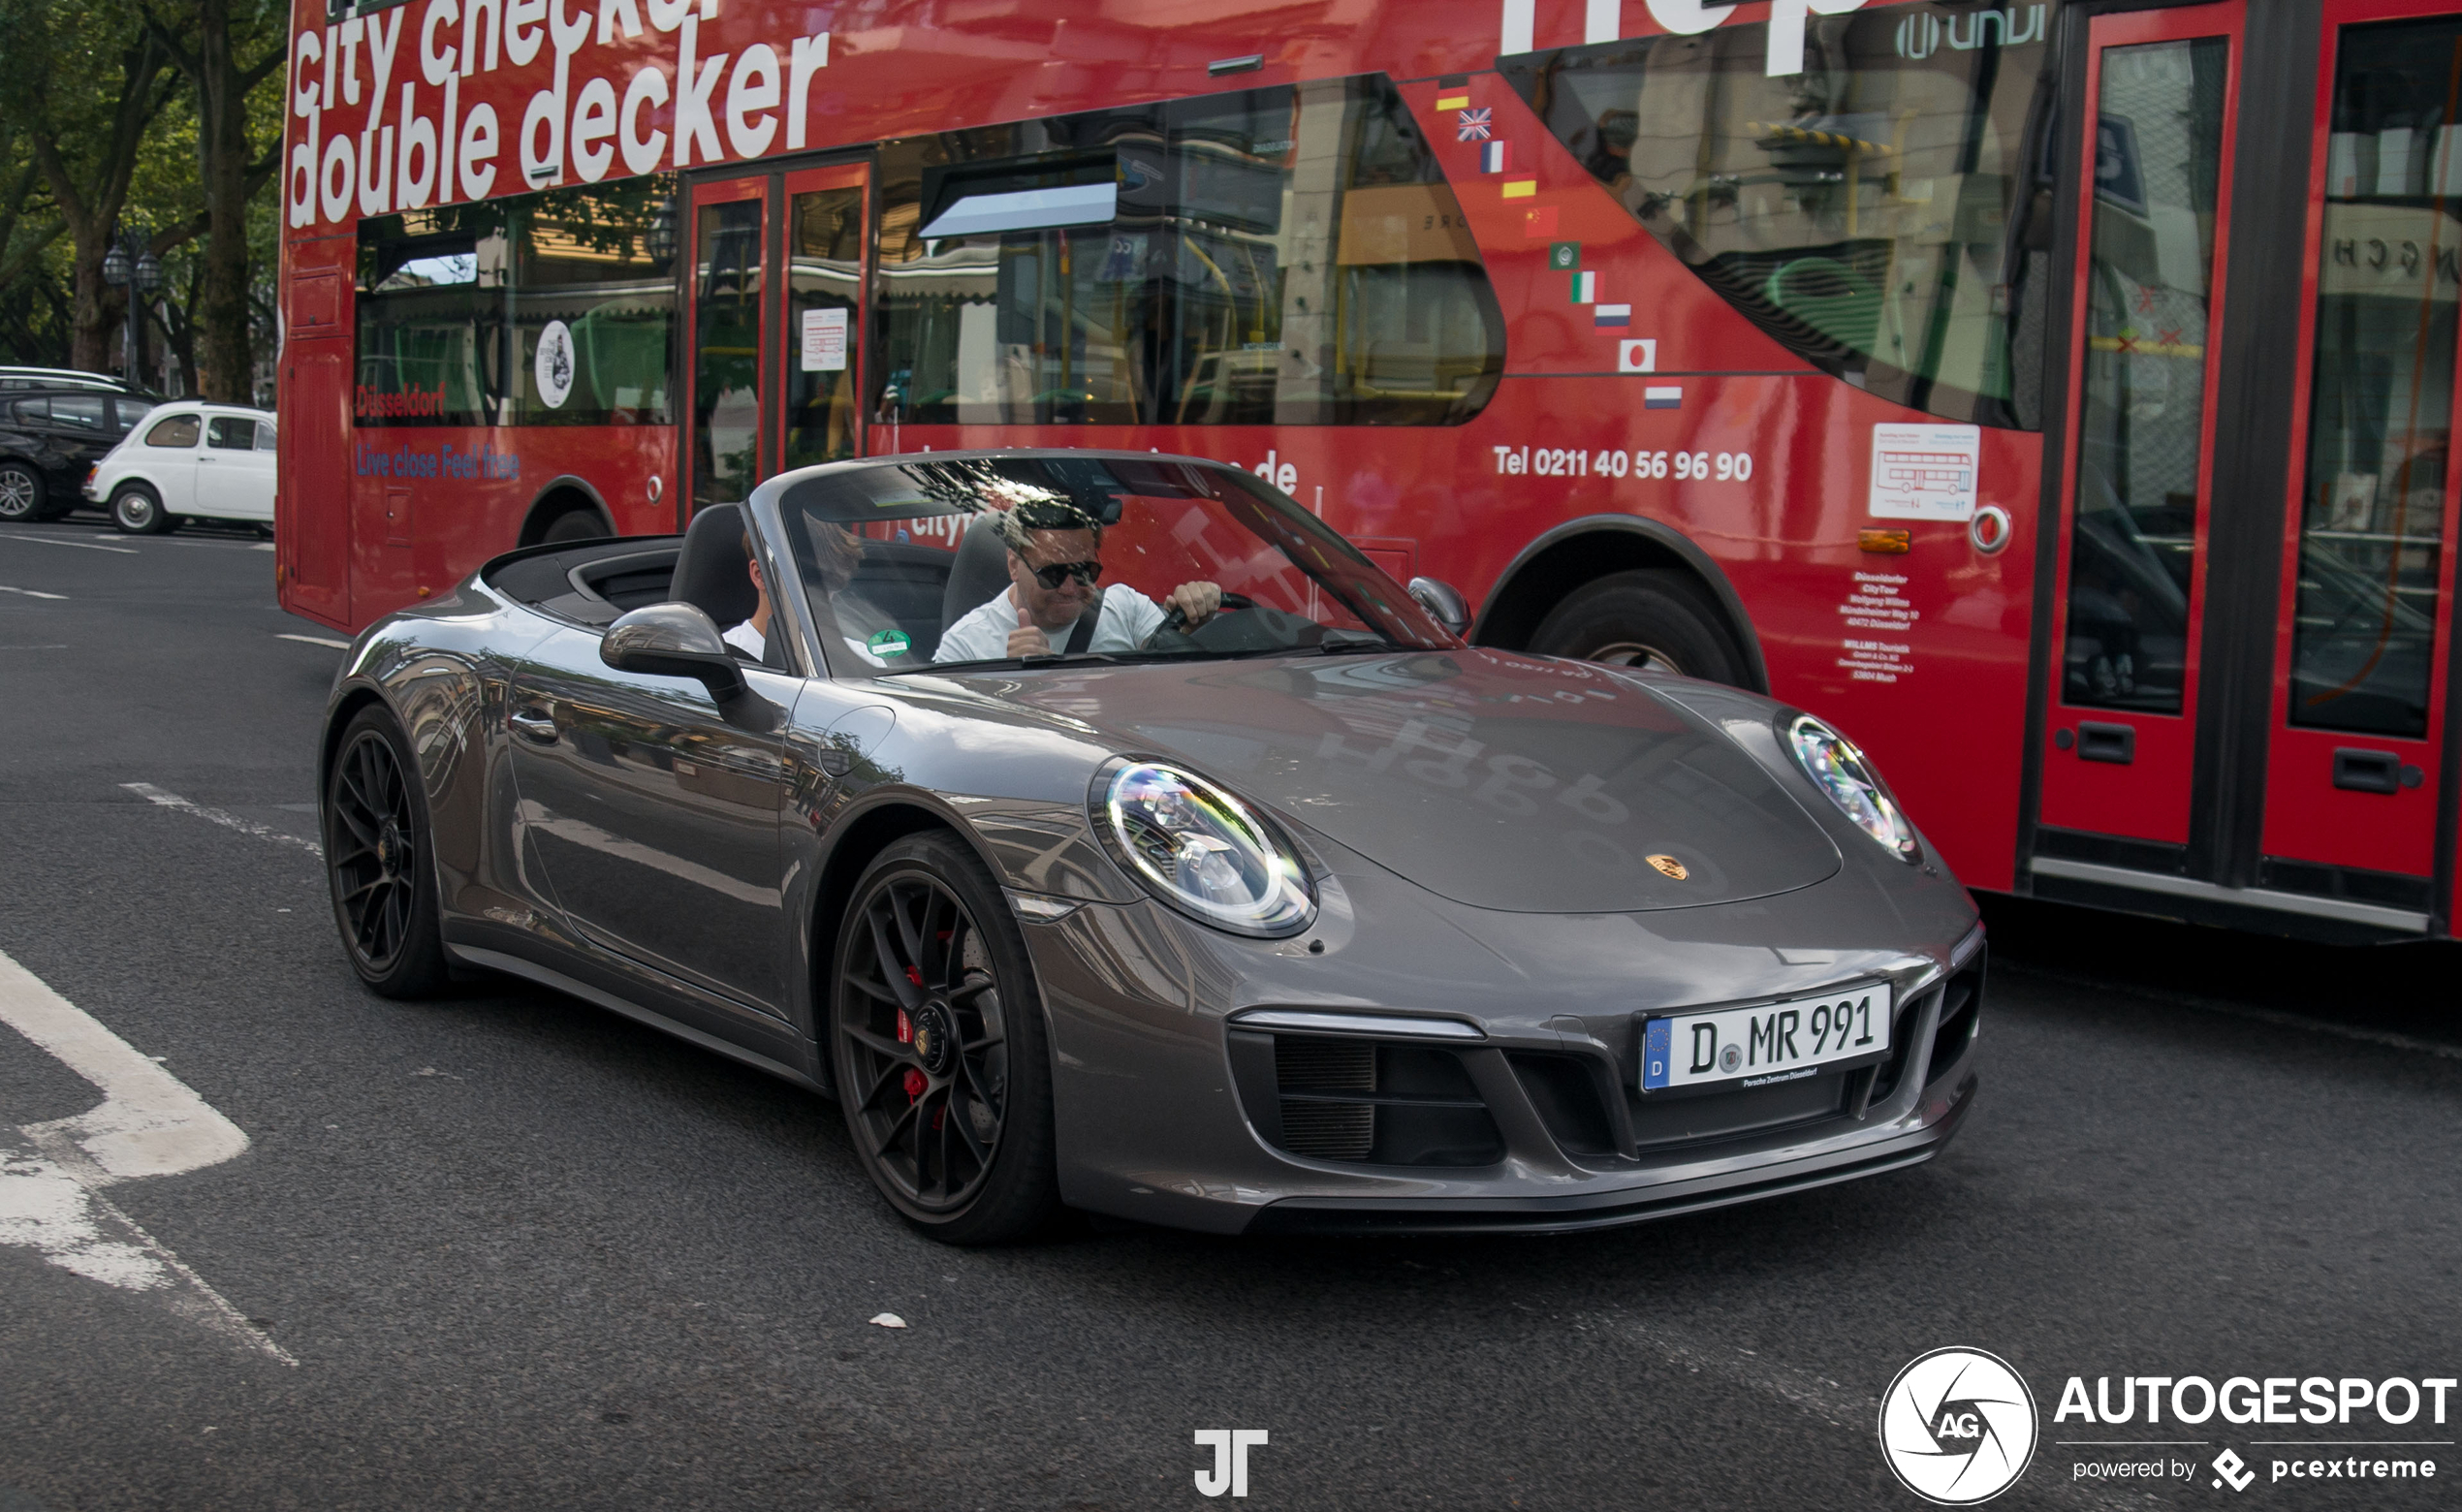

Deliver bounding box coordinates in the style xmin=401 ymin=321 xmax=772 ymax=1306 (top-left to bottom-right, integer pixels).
xmin=324 ymin=707 xmax=453 ymax=997
xmin=110 ymin=483 xmax=174 ymax=535
xmin=1530 ymin=567 xmax=1749 ymax=684
xmin=0 ymin=463 xmax=45 ymax=522
xmin=831 ymin=834 xmax=1058 ymax=1244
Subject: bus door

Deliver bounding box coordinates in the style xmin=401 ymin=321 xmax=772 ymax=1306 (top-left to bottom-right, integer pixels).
xmin=687 ymin=176 xmax=771 ymax=515
xmin=2252 ymin=1 xmax=2462 ymax=928
xmin=778 ymin=163 xmax=871 ymax=469
xmin=2037 ymin=3 xmax=2244 ymax=854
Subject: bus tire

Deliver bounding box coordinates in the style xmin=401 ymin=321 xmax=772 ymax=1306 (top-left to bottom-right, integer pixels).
xmin=539 ymin=507 xmax=613 ymax=544
xmin=1530 ymin=568 xmax=1748 ymax=684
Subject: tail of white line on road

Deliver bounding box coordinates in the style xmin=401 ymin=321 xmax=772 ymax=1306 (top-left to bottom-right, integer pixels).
xmin=123 ymin=782 xmax=323 ymax=859
xmin=275 ymin=632 xmax=352 ymax=649
xmin=0 ymin=949 xmax=295 ymax=1366
xmin=0 ymin=585 xmax=69 ymax=600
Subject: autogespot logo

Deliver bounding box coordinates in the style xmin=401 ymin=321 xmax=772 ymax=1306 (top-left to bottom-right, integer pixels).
xmin=1880 ymin=1348 xmax=2041 ymax=1504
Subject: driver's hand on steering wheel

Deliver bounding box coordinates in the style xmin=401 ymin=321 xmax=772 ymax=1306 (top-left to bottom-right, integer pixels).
xmin=1164 ymin=581 xmax=1222 ymax=627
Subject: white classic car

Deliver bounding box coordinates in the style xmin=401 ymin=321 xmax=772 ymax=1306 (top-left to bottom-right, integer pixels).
xmin=86 ymin=402 xmax=276 ymax=534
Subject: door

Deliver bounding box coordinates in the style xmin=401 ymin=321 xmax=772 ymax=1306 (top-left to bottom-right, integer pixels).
xmin=2037 ymin=5 xmax=2243 ymax=846
xmin=779 ymin=163 xmax=870 ymax=470
xmin=2256 ymin=1 xmax=2462 ymax=921
xmin=278 ymin=338 xmax=351 ymax=622
xmin=135 ymin=410 xmax=205 ymax=512
xmin=505 ymin=624 xmax=801 ymax=1021
xmin=687 ymin=176 xmax=770 ymax=513
xmin=197 ymin=415 xmax=274 ymax=520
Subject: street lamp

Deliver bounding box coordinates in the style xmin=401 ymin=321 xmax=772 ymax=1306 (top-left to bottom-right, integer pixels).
xmin=99 ymin=233 xmax=163 ymax=387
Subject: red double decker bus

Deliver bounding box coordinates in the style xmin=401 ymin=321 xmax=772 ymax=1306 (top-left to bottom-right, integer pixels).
xmin=277 ymin=0 xmax=2462 ymax=943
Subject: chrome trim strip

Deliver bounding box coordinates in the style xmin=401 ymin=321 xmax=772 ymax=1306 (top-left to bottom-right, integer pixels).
xmin=1229 ymin=1010 xmax=1486 ymax=1041
xmin=2028 ymin=857 xmax=2430 ymax=933
xmin=1949 ymin=921 xmax=1987 ymax=969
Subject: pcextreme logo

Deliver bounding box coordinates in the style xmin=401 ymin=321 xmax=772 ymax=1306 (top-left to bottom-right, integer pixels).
xmin=1879 ymin=1348 xmax=2040 ymax=1505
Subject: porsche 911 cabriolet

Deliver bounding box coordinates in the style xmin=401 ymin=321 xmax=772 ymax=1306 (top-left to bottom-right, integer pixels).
xmin=319 ymin=450 xmax=1983 ymax=1243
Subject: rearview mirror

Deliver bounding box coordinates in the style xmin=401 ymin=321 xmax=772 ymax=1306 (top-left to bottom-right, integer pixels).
xmin=1406 ymin=576 xmax=1470 ymax=638
xmin=601 ymin=603 xmax=776 ymax=731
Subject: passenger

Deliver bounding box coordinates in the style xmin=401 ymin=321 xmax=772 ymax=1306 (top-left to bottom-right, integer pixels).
xmin=721 ymin=528 xmax=780 ymax=665
xmin=934 ymin=502 xmax=1221 ymax=663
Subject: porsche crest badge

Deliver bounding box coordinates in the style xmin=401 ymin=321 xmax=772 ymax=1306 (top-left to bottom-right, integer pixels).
xmin=1646 ymin=854 xmax=1689 ymax=880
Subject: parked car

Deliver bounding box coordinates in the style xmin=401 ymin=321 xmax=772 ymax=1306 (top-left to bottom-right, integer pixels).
xmin=0 ymin=366 xmax=160 ymax=397
xmin=0 ymin=389 xmax=149 ymax=522
xmin=85 ymin=402 xmax=277 ymax=534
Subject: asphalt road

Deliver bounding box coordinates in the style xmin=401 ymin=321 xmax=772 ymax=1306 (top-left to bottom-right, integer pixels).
xmin=1 ymin=513 xmax=2457 ymax=1511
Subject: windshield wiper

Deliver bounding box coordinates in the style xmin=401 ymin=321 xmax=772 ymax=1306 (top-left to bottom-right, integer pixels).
xmin=880 ymin=651 xmax=1120 ymax=676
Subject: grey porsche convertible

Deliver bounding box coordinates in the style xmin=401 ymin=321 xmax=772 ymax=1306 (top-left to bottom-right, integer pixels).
xmin=319 ymin=450 xmax=1984 ymax=1244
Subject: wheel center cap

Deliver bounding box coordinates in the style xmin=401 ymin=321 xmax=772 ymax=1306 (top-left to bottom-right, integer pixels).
xmin=911 ymin=1001 xmax=957 ymax=1077
xmin=377 ymin=821 xmax=403 ymax=878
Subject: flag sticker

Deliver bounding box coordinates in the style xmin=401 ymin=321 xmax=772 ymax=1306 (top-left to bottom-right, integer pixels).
xmin=1594 ymin=302 xmax=1632 ymax=326
xmin=1645 ymin=386 xmax=1683 ymax=408
xmin=1618 ymin=338 xmax=1657 ymax=373
xmin=1501 ymin=178 xmax=1537 ymax=199
xmin=1480 ymin=142 xmax=1511 ymax=173
xmin=1548 ymin=240 xmax=1581 ymax=269
xmin=1523 ymin=205 xmax=1560 ymax=238
xmin=1456 ymin=107 xmax=1492 ymax=142
xmin=1572 ymin=270 xmax=1596 ymax=303
xmin=1436 ymin=93 xmax=1471 ymax=110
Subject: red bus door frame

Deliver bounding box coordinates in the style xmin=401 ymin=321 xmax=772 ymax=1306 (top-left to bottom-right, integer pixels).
xmin=777 ymin=162 xmax=873 ymax=469
xmin=684 ymin=175 xmax=772 ymax=521
xmin=2256 ymin=0 xmax=2462 ymax=921
xmin=2036 ymin=2 xmax=2247 ymax=847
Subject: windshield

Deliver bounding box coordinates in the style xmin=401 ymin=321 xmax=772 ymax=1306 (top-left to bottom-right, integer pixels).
xmin=774 ymin=453 xmax=1458 ymax=675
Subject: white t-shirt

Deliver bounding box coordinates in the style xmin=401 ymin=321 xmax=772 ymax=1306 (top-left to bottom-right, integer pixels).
xmin=722 ymin=620 xmax=765 ymax=659
xmin=933 ymin=583 xmax=1169 ymax=664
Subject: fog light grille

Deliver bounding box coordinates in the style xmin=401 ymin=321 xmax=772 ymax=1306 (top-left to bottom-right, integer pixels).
xmin=1274 ymin=1037 xmax=1375 ymax=1160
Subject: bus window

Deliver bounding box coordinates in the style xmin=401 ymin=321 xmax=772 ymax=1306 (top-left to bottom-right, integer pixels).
xmin=872 ymin=75 xmax=1503 ymax=428
xmin=2288 ymin=16 xmax=2460 ymax=740
xmin=1501 ymin=3 xmax=2051 ymax=428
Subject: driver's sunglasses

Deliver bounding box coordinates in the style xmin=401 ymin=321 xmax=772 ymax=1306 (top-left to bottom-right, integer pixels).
xmin=1026 ymin=559 xmax=1103 ymax=590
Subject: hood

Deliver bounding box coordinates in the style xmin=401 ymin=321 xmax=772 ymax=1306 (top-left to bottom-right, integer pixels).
xmin=972 ymin=649 xmax=1843 ymax=914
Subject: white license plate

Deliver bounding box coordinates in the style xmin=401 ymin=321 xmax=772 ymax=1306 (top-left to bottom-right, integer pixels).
xmin=1640 ymin=984 xmax=1893 ymax=1092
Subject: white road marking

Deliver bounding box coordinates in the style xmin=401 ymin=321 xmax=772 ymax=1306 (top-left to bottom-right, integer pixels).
xmin=0 ymin=534 xmax=138 ymax=554
xmin=0 ymin=585 xmax=68 ymax=600
xmin=250 ymin=543 xmax=275 ymax=551
xmin=0 ymin=948 xmax=294 ymax=1365
xmin=275 ymin=632 xmax=352 ymax=649
xmin=122 ymin=782 xmax=323 ymax=858
xmin=0 ymin=645 xmax=69 ymax=650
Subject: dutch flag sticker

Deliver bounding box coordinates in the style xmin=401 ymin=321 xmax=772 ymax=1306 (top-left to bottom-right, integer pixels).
xmin=1645 ymin=386 xmax=1683 ymax=409
xmin=1480 ymin=142 xmax=1510 ymax=173
xmin=1594 ymin=303 xmax=1632 ymax=327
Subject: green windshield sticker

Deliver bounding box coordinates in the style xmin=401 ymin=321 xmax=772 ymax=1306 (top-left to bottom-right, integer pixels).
xmin=867 ymin=629 xmax=912 ymax=657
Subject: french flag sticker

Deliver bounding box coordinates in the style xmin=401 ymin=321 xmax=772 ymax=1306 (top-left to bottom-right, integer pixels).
xmin=1645 ymin=386 xmax=1683 ymax=409
xmin=1571 ymin=270 xmax=1596 ymax=303
xmin=1594 ymin=302 xmax=1632 ymax=327
xmin=1481 ymin=142 xmax=1510 ymax=173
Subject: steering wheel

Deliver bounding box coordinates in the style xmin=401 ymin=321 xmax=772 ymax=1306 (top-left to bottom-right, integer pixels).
xmin=1147 ymin=591 xmax=1255 ymax=646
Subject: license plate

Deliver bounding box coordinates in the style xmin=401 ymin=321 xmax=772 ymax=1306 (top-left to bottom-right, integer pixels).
xmin=1640 ymin=985 xmax=1893 ymax=1092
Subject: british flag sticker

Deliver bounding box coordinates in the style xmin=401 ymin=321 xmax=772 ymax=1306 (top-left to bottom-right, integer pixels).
xmin=1457 ymin=107 xmax=1492 ymax=142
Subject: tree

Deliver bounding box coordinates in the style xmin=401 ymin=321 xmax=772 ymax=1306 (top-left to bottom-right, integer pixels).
xmin=147 ymin=0 xmax=286 ymax=401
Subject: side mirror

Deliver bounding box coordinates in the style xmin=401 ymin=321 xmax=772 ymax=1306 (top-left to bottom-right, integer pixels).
xmin=1407 ymin=576 xmax=1471 ymax=638
xmin=601 ymin=603 xmax=778 ymax=732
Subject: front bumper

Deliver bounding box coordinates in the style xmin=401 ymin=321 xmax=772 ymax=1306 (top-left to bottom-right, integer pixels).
xmin=1023 ymin=864 xmax=1987 ymax=1236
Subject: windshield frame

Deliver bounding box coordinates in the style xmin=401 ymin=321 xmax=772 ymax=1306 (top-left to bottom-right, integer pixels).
xmin=752 ymin=450 xmax=1462 ymax=681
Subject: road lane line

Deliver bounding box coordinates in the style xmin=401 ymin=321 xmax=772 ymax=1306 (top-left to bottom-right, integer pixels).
xmin=275 ymin=633 xmax=352 ymax=649
xmin=0 ymin=586 xmax=68 ymax=600
xmin=0 ymin=535 xmax=138 ymax=554
xmin=122 ymin=782 xmax=322 ymax=859
xmin=0 ymin=948 xmax=294 ymax=1365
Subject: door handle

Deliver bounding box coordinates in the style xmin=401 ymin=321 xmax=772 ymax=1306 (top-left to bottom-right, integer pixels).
xmin=2331 ymin=747 xmax=2415 ymax=794
xmin=2076 ymin=721 xmax=2135 ymax=765
xmin=510 ymin=709 xmax=559 ymax=744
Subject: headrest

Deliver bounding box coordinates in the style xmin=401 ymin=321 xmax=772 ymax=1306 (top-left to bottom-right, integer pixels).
xmin=671 ymin=502 xmax=758 ymax=629
xmin=939 ymin=513 xmax=1015 ymax=635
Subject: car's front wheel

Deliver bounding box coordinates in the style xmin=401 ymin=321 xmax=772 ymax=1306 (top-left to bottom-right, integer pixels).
xmin=110 ymin=483 xmax=174 ymax=535
xmin=323 ymin=705 xmax=453 ymax=998
xmin=0 ymin=463 xmax=46 ymax=522
xmin=830 ymin=834 xmax=1059 ymax=1244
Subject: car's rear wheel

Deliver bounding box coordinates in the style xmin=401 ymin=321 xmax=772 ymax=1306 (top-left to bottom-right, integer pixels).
xmin=110 ymin=483 xmax=174 ymax=535
xmin=324 ymin=706 xmax=453 ymax=998
xmin=0 ymin=463 xmax=45 ymax=522
xmin=1530 ymin=568 xmax=1749 ymax=684
xmin=830 ymin=834 xmax=1059 ymax=1244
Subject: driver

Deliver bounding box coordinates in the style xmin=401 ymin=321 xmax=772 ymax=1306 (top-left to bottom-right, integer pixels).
xmin=934 ymin=501 xmax=1221 ymax=662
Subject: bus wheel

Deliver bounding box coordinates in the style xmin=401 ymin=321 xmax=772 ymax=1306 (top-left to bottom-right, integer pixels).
xmin=1531 ymin=568 xmax=1746 ymax=684
xmin=539 ymin=508 xmax=612 ymax=544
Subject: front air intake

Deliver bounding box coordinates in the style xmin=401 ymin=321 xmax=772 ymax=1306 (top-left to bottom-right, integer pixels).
xmin=1225 ymin=1028 xmax=1504 ymax=1167
xmin=1274 ymin=1036 xmax=1376 ymax=1161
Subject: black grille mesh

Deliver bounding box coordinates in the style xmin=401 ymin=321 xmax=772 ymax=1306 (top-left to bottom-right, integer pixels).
xmin=1275 ymin=1037 xmax=1375 ymax=1160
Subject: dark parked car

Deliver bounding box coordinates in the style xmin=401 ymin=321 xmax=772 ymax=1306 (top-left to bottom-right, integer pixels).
xmin=0 ymin=389 xmax=149 ymax=522
xmin=319 ymin=451 xmax=1984 ymax=1244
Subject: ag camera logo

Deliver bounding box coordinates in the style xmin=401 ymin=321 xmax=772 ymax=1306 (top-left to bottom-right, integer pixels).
xmin=1879 ymin=1347 xmax=2039 ymax=1504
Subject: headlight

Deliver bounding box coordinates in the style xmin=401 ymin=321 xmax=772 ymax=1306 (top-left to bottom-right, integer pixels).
xmin=1785 ymin=715 xmax=1920 ymax=862
xmin=1098 ymin=761 xmax=1315 ymax=935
